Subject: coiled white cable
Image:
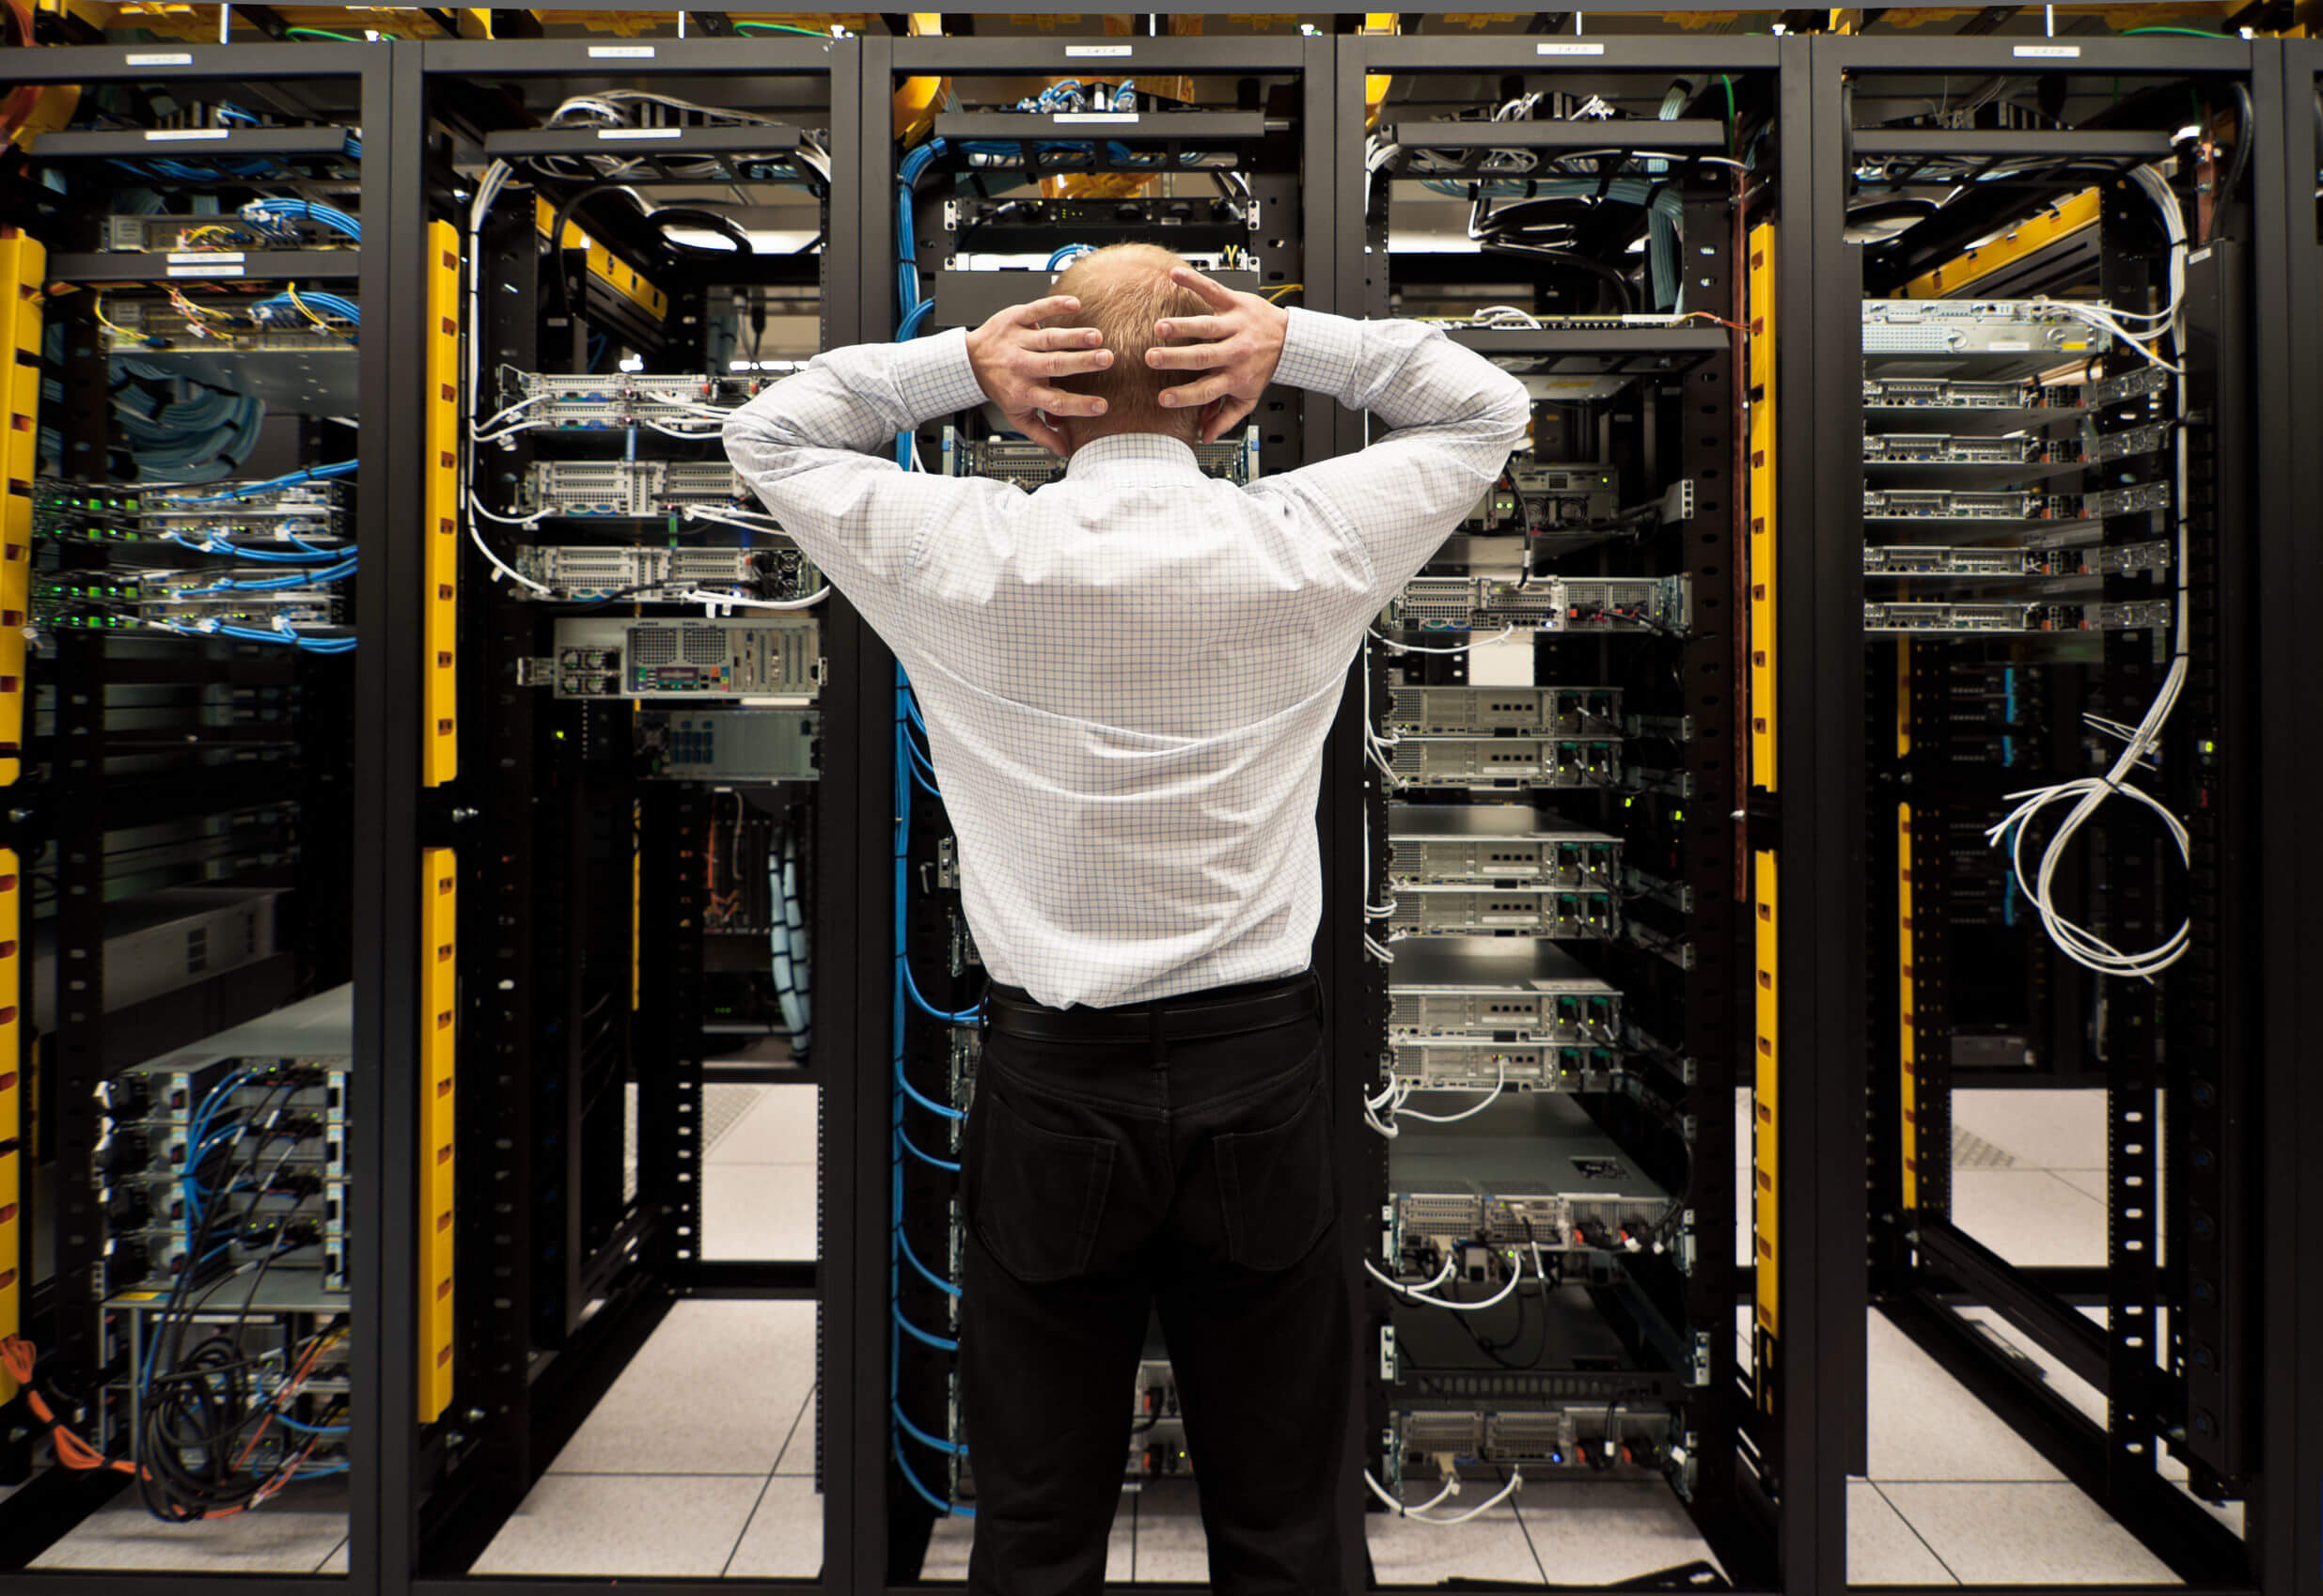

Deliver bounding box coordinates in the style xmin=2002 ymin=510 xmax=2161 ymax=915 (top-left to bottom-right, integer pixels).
xmin=1366 ymin=1467 xmax=1524 ymax=1524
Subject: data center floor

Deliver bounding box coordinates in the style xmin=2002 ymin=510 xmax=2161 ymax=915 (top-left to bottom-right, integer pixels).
xmin=15 ymin=1086 xmax=2220 ymax=1582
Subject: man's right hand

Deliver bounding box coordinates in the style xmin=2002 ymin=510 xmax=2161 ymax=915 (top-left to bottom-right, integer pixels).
xmin=1145 ymin=267 xmax=1288 ymax=445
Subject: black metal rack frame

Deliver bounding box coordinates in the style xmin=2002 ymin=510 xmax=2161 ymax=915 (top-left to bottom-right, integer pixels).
xmin=0 ymin=24 xmax=2311 ymax=1596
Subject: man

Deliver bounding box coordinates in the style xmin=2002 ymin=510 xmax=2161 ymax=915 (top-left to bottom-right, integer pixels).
xmin=724 ymin=243 xmax=1529 ymax=1595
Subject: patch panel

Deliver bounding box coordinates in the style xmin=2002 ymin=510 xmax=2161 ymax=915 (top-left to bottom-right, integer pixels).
xmin=96 ymin=297 xmax=356 ymax=355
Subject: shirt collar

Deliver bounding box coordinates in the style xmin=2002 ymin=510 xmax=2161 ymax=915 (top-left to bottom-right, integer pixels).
xmin=1062 ymin=432 xmax=1207 ymax=482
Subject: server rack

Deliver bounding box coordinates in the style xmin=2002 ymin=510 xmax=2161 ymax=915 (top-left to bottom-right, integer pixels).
xmin=850 ymin=30 xmax=1339 ymax=1586
xmin=1801 ymin=29 xmax=2293 ymax=1596
xmin=1327 ymin=32 xmax=1788 ymax=1593
xmin=385 ymin=37 xmax=854 ymax=1591
xmin=0 ymin=38 xmax=392 ymax=1591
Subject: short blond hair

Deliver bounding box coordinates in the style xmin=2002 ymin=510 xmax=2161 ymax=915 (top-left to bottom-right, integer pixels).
xmin=1046 ymin=243 xmax=1213 ymax=439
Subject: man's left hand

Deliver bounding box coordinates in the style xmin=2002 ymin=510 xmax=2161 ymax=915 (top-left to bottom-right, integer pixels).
xmin=965 ymin=295 xmax=1112 ymax=456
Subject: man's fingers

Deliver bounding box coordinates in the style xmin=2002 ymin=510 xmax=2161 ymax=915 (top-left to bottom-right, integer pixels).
xmin=1013 ymin=412 xmax=1070 ymax=457
xmin=1038 ymin=348 xmax=1111 ymax=378
xmin=1203 ymin=396 xmax=1258 ymax=445
xmin=1157 ymin=375 xmax=1229 ymax=410
xmin=1144 ymin=340 xmax=1233 ymax=371
xmin=1028 ymin=386 xmax=1107 ymax=417
xmin=1009 ymin=294 xmax=1081 ymax=326
xmin=1021 ymin=326 xmax=1105 ymax=352
xmin=1168 ymin=266 xmax=1240 ymax=310
xmin=1153 ymin=313 xmax=1232 ymax=343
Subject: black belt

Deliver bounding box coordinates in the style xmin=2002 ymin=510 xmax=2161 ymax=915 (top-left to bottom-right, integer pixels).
xmin=984 ymin=969 xmax=1319 ymax=1043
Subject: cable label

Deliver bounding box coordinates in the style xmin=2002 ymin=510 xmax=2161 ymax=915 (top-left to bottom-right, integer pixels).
xmin=166 ymin=251 xmax=243 ymax=265
xmin=1054 ymin=113 xmax=1138 ymax=124
xmin=598 ymin=128 xmax=683 ymax=140
xmin=167 ymin=262 xmax=244 ymax=277
xmin=145 ymin=128 xmax=230 ymax=141
xmin=1065 ymin=44 xmax=1133 ymax=56
xmin=589 ymin=44 xmax=655 ymax=57
xmin=2013 ymin=44 xmax=2080 ymax=56
xmin=125 ymin=52 xmax=194 ymax=65
xmin=1537 ymin=42 xmax=1607 ymax=55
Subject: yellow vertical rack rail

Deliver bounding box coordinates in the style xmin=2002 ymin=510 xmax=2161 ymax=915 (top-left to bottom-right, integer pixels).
xmin=0 ymin=229 xmax=41 ymax=1405
xmin=1743 ymin=220 xmax=1780 ymax=1391
xmin=419 ymin=851 xmax=459 ymax=1423
xmin=425 ymin=221 xmax=461 ymax=787
xmin=0 ymin=852 xmax=19 ymax=1406
xmin=1 ymin=228 xmax=43 ymax=791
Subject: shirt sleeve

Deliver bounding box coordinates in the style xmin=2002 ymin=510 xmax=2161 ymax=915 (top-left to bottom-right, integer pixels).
xmin=721 ymin=328 xmax=1012 ymax=604
xmin=1249 ymin=308 xmax=1531 ymax=605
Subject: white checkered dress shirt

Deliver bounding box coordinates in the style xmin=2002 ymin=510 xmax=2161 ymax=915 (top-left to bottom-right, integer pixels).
xmin=724 ymin=307 xmax=1529 ymax=1009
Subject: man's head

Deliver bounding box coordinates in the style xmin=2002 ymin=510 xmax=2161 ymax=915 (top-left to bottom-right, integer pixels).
xmin=1042 ymin=243 xmax=1216 ymax=449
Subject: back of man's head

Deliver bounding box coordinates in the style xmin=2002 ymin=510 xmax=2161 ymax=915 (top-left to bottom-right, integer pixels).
xmin=1046 ymin=243 xmax=1213 ymax=442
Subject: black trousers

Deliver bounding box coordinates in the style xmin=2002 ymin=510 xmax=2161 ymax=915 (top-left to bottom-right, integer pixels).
xmin=958 ymin=970 xmax=1349 ymax=1596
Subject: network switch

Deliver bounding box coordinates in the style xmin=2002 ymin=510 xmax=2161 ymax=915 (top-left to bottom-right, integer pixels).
xmin=519 ymin=460 xmax=745 ymax=518
xmin=1385 ymin=806 xmax=1620 ymax=887
xmin=944 ymin=425 xmax=1257 ymax=487
xmin=1862 ymin=482 xmax=2172 ymax=522
xmin=1385 ymin=1039 xmax=1626 ymax=1095
xmin=1862 ymin=600 xmax=2174 ymax=634
xmin=1385 ymin=1093 xmax=1672 ymax=1254
xmin=1386 ymin=939 xmax=1620 ymax=1042
xmin=1384 ymin=685 xmax=1621 ymax=738
xmin=1389 ymin=737 xmax=1622 ymax=790
xmin=637 ymin=711 xmax=821 ymax=780
xmin=510 ymin=544 xmax=819 ymax=602
xmin=1861 ymin=432 xmax=2042 ymax=465
xmin=1462 ymin=462 xmax=1620 ymax=530
xmin=1862 ymin=540 xmax=2173 ymax=578
xmin=36 ymin=478 xmax=349 ymax=543
xmin=498 ymin=368 xmax=772 ymax=429
xmin=1860 ymin=298 xmax=2107 ymax=357
xmin=1860 ymin=366 xmax=2168 ymax=411
xmin=1386 ymin=575 xmax=1690 ymax=634
xmin=1387 ymin=885 xmax=1616 ymax=940
xmin=1388 ymin=1404 xmax=1673 ymax=1475
xmin=542 ymin=618 xmax=823 ymax=700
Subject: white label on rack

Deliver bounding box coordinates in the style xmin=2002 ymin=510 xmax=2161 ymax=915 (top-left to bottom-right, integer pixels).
xmin=599 ymin=127 xmax=683 ymax=140
xmin=167 ymin=262 xmax=244 ymax=278
xmin=589 ymin=44 xmax=655 ymax=57
xmin=1066 ymin=44 xmax=1132 ymax=56
xmin=145 ymin=128 xmax=230 ymax=142
xmin=1055 ymin=112 xmax=1138 ymax=124
xmin=2189 ymin=246 xmax=2214 ymax=265
xmin=2013 ymin=44 xmax=2080 ymax=57
xmin=166 ymin=250 xmax=243 ymax=265
xmin=125 ymin=52 xmax=194 ymax=65
xmin=1987 ymin=340 xmax=2030 ymax=351
xmin=1537 ymin=41 xmax=1607 ymax=55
